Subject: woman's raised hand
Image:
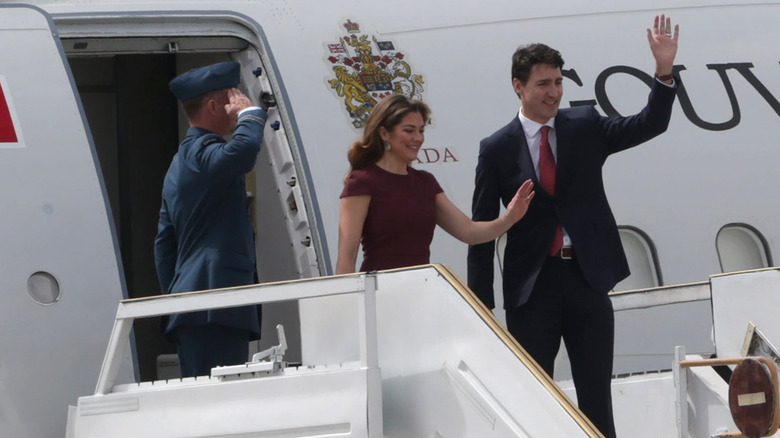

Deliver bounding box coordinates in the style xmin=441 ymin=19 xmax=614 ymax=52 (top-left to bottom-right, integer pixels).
xmin=505 ymin=179 xmax=535 ymax=223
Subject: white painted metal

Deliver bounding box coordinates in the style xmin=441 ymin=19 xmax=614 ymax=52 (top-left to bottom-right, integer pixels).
xmin=712 ymin=268 xmax=780 ymax=361
xmin=77 ymin=367 xmax=374 ymax=437
xmin=684 ymin=361 xmax=737 ymax=437
xmin=561 ymin=372 xmax=680 ymax=437
xmin=613 ymin=296 xmax=715 ymax=372
xmin=358 ymin=275 xmax=383 ymax=436
xmin=249 ymin=324 xmax=288 ymax=363
xmin=552 ymin=282 xmax=715 ymax=381
xmin=235 ymin=46 xmax=322 ymax=279
xmin=118 ymin=276 xmax=364 ymax=319
xmin=0 ymin=5 xmax=131 ymax=438
xmin=72 ymin=266 xmax=596 ymax=437
xmin=674 ymin=346 xmax=689 ymax=438
xmin=611 ymin=282 xmax=711 ymax=311
xmin=303 ymin=267 xmax=598 ymax=437
xmin=612 ymin=373 xmax=679 ymax=437
xmin=74 ymin=273 xmax=381 ymax=437
xmin=613 ymin=283 xmax=715 ymax=376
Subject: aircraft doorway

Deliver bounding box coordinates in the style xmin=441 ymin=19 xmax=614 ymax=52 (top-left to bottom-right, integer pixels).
xmin=69 ymin=53 xmax=181 ymax=381
xmin=61 ymin=27 xmax=312 ymax=380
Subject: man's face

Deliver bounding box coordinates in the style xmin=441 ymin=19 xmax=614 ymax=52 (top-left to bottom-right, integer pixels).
xmin=513 ymin=63 xmax=563 ymax=124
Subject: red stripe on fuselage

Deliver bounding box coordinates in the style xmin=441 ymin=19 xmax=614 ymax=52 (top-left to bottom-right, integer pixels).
xmin=0 ymin=83 xmax=18 ymax=143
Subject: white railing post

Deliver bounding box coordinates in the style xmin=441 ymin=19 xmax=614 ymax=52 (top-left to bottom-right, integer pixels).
xmin=357 ymin=273 xmax=379 ymax=368
xmin=674 ymin=345 xmax=689 ymax=438
xmin=356 ymin=273 xmax=382 ymax=437
xmin=95 ymin=315 xmax=134 ymax=395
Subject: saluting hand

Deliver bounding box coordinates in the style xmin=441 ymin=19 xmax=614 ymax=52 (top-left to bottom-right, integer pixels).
xmin=225 ymin=88 xmax=252 ymax=118
xmin=504 ymin=179 xmax=535 ymax=224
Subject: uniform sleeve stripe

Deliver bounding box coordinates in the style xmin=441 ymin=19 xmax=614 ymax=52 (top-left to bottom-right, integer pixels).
xmin=240 ymin=114 xmax=267 ymax=126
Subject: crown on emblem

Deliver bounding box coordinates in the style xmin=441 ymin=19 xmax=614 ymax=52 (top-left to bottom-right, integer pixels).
xmin=343 ymin=19 xmax=360 ymax=33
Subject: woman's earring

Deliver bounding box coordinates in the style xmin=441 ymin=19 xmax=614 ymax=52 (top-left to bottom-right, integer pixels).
xmin=384 ymin=142 xmax=391 ymax=151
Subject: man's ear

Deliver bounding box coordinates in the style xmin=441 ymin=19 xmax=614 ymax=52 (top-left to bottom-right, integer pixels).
xmin=512 ymin=78 xmax=525 ymax=100
xmin=205 ymin=97 xmax=218 ymax=114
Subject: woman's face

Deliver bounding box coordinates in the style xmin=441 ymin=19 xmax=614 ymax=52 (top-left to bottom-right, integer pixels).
xmin=381 ymin=111 xmax=426 ymax=164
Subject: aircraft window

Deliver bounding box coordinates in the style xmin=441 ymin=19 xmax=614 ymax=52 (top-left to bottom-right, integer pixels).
xmin=614 ymin=227 xmax=661 ymax=292
xmin=27 ymin=271 xmax=61 ymax=305
xmin=716 ymin=225 xmax=771 ymax=273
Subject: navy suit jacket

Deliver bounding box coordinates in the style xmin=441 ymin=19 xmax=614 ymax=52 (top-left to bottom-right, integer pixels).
xmin=468 ymin=80 xmax=677 ymax=310
xmin=154 ymin=108 xmax=267 ymax=336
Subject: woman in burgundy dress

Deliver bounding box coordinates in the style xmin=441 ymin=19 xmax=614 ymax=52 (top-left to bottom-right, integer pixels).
xmin=336 ymin=95 xmax=534 ymax=274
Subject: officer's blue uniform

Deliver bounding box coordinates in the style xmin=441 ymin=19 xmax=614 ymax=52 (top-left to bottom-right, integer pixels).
xmin=154 ymin=62 xmax=267 ymax=377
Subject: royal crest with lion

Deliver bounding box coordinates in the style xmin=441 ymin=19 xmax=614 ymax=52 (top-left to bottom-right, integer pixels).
xmin=326 ymin=20 xmax=425 ymax=128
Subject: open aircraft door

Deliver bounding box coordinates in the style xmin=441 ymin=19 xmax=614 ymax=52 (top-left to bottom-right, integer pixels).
xmin=0 ymin=5 xmax=131 ymax=438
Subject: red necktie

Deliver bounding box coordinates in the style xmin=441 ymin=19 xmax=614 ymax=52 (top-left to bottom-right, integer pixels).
xmin=538 ymin=126 xmax=563 ymax=256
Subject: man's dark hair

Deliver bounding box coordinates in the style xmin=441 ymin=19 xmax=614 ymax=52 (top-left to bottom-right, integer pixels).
xmin=511 ymin=43 xmax=565 ymax=85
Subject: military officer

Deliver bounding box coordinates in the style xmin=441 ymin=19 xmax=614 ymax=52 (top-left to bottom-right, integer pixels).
xmin=155 ymin=61 xmax=267 ymax=377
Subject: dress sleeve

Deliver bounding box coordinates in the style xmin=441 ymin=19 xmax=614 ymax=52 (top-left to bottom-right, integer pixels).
xmin=424 ymin=171 xmax=444 ymax=195
xmin=340 ymin=169 xmax=373 ymax=198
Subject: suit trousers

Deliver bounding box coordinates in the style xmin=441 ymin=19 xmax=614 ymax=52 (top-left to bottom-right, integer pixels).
xmin=506 ymin=257 xmax=616 ymax=438
xmin=173 ymin=324 xmax=251 ymax=378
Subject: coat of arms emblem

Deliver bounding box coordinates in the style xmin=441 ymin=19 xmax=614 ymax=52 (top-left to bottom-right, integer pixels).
xmin=326 ymin=20 xmax=425 ymax=128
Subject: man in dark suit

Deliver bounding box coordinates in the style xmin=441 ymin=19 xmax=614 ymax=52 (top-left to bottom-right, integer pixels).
xmin=467 ymin=15 xmax=679 ymax=437
xmin=155 ymin=61 xmax=268 ymax=377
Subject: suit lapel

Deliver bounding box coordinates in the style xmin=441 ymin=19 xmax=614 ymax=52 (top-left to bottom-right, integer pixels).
xmin=510 ymin=117 xmax=540 ymax=187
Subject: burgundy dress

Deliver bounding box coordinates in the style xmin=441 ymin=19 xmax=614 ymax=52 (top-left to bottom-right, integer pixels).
xmin=341 ymin=164 xmax=443 ymax=271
